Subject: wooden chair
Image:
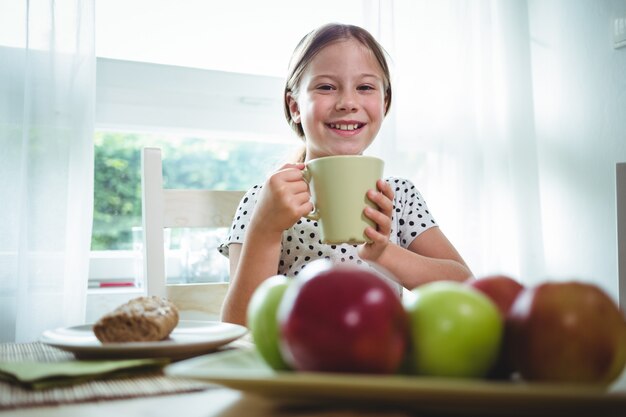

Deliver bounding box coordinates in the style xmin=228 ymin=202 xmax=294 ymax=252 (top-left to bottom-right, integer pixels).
xmin=141 ymin=147 xmax=245 ymax=320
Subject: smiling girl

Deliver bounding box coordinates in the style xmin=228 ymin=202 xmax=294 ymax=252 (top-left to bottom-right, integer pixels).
xmin=219 ymin=23 xmax=471 ymax=325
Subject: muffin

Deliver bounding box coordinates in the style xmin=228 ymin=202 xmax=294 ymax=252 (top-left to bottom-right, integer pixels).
xmin=93 ymin=296 xmax=179 ymax=343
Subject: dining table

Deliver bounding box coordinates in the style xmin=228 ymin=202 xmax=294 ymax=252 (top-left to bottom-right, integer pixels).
xmin=0 ymin=337 xmax=416 ymax=417
xmin=2 ymin=331 xmax=626 ymax=417
xmin=3 ymin=385 xmax=409 ymax=417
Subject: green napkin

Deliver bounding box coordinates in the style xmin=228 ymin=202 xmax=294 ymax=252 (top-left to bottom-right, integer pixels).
xmin=0 ymin=358 xmax=169 ymax=390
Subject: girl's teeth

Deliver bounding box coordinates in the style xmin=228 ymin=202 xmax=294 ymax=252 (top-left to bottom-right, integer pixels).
xmin=331 ymin=123 xmax=360 ymax=131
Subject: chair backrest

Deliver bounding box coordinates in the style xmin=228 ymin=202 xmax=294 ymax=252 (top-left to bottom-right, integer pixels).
xmin=141 ymin=147 xmax=245 ymax=320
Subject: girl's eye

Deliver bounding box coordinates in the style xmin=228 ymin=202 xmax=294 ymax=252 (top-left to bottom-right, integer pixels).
xmin=317 ymin=85 xmax=334 ymax=91
xmin=357 ymin=85 xmax=375 ymax=91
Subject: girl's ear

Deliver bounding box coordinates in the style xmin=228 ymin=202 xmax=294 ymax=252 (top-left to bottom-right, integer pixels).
xmin=384 ymin=90 xmax=391 ymax=115
xmin=286 ymin=93 xmax=301 ymax=123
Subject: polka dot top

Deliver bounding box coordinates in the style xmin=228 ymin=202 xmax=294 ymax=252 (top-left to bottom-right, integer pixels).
xmin=218 ymin=177 xmax=438 ymax=278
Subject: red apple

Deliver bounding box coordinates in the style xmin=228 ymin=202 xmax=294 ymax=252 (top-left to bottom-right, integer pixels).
xmin=277 ymin=260 xmax=409 ymax=374
xmin=507 ymin=281 xmax=626 ymax=384
xmin=466 ymin=274 xmax=525 ymax=379
xmin=466 ymin=275 xmax=525 ymax=317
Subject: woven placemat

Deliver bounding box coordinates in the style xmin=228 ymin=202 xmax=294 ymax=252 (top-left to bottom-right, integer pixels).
xmin=0 ymin=342 xmax=213 ymax=410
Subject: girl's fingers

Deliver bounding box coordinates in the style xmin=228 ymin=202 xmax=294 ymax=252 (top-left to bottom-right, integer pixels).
xmin=267 ymin=169 xmax=309 ymax=196
xmin=279 ymin=166 xmax=307 ymax=182
xmin=363 ymin=226 xmax=377 ymax=241
xmin=364 ymin=226 xmax=387 ymax=245
xmin=364 ymin=206 xmax=391 ymax=235
xmin=278 ymin=162 xmax=305 ymax=171
xmin=293 ymin=189 xmax=313 ymax=206
xmin=292 ymin=179 xmax=311 ymax=193
xmin=299 ymin=201 xmax=315 ymax=217
xmin=367 ymin=188 xmax=393 ymax=216
xmin=378 ymin=179 xmax=394 ymax=200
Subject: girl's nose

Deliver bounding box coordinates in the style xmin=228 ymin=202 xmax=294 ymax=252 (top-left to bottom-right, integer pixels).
xmin=335 ymin=91 xmax=358 ymax=112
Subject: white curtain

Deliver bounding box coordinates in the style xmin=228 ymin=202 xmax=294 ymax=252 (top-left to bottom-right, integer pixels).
xmin=365 ymin=0 xmax=546 ymax=283
xmin=0 ymin=0 xmax=95 ymax=342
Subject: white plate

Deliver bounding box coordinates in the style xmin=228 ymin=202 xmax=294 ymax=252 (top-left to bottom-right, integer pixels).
xmin=41 ymin=320 xmax=248 ymax=360
xmin=166 ymin=348 xmax=626 ymax=416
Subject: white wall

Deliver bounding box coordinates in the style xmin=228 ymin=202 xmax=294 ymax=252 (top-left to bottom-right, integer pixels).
xmin=528 ymin=0 xmax=626 ymax=299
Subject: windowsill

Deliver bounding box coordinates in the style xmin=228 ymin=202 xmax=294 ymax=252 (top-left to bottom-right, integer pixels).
xmin=89 ymin=249 xmax=228 ymax=288
xmin=87 ymin=286 xmax=144 ymax=295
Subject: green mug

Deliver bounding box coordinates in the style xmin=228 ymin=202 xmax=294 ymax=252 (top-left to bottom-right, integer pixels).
xmin=302 ymin=155 xmax=384 ymax=244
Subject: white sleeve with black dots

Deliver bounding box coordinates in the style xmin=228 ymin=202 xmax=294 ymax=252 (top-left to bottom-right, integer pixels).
xmin=386 ymin=177 xmax=438 ymax=248
xmin=217 ymin=184 xmax=262 ymax=258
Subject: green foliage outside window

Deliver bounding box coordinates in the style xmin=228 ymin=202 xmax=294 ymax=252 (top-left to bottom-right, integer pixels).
xmin=92 ymin=131 xmax=297 ymax=250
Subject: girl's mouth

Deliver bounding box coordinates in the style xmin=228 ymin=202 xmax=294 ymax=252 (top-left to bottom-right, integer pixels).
xmin=327 ymin=123 xmax=365 ymax=132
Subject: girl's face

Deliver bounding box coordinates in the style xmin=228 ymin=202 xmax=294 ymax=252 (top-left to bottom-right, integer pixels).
xmin=287 ymin=38 xmax=387 ymax=162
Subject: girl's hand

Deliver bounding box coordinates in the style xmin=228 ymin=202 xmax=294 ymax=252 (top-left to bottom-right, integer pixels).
xmin=249 ymin=163 xmax=313 ymax=236
xmin=358 ymin=179 xmax=394 ymax=262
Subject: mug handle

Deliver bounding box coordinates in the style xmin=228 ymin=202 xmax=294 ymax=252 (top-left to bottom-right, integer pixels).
xmin=301 ymin=167 xmax=320 ymax=221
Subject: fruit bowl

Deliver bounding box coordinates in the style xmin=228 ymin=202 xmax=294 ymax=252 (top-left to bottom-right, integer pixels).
xmin=165 ymin=347 xmax=626 ymax=417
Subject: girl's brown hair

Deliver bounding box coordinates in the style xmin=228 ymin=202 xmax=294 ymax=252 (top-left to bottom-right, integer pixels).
xmin=284 ymin=23 xmax=392 ymax=162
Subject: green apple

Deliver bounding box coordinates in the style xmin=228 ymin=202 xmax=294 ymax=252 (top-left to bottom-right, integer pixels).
xmin=405 ymin=281 xmax=503 ymax=378
xmin=247 ymin=275 xmax=291 ymax=370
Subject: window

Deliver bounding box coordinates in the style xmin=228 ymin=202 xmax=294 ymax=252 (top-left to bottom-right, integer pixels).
xmin=89 ymin=127 xmax=298 ymax=287
xmin=92 ymin=131 xmax=292 ymax=251
xmin=90 ymin=58 xmax=300 ymax=287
